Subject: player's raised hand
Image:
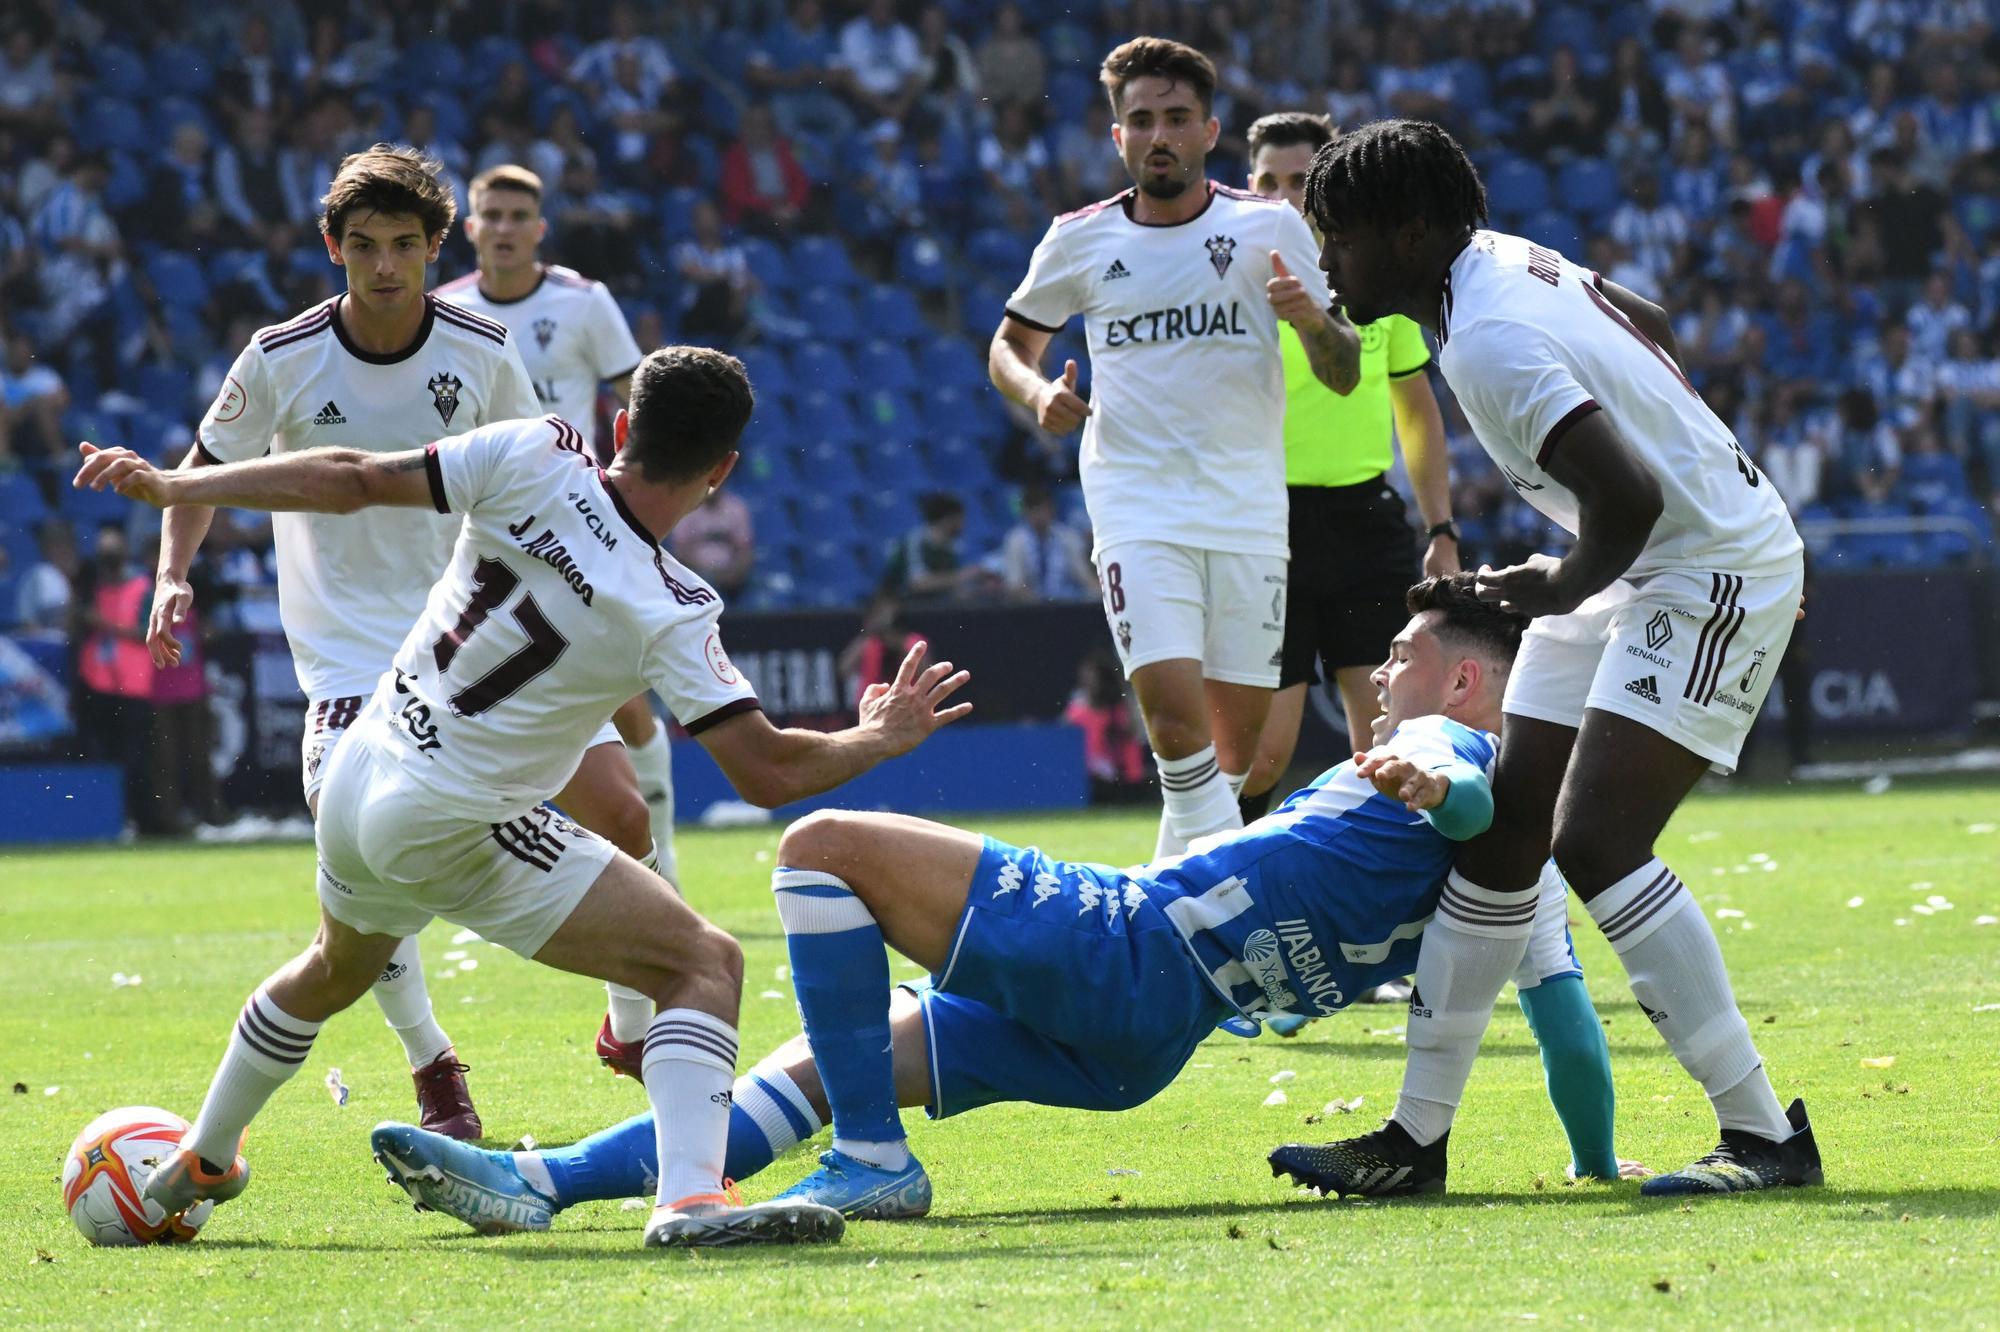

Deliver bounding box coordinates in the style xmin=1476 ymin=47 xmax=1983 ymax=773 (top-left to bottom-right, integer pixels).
xmin=73 ymin=443 xmax=178 ymax=509
xmin=1036 ymin=360 xmax=1091 ymax=434
xmin=858 ymin=640 xmax=973 ymax=755
xmin=1354 ymin=749 xmax=1450 ymax=812
xmin=1473 ymin=553 xmax=1580 ymax=618
xmin=1266 ymin=251 xmax=1323 ymax=327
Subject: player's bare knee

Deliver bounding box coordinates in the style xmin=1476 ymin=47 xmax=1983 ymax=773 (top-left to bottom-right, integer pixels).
xmin=602 ymin=795 xmax=652 ymax=860
xmin=1550 ymin=819 xmax=1648 ymax=897
xmin=778 ymin=808 xmax=860 ymax=870
xmin=1142 ymin=709 xmax=1209 ymax=760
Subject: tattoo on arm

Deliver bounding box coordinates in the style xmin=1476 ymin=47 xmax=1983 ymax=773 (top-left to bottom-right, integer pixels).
xmin=384 ymin=452 xmax=430 ymax=473
xmin=1302 ymin=315 xmax=1362 ymax=395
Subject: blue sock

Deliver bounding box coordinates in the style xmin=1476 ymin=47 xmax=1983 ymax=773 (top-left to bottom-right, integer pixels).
xmin=540 ymin=1062 xmax=825 ymax=1206
xmin=772 ymin=867 xmax=903 ymax=1162
xmin=1518 ymin=973 xmax=1619 ymax=1180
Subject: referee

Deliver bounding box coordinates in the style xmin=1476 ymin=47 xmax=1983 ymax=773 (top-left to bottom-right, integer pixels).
xmin=1236 ymin=113 xmax=1460 ymax=823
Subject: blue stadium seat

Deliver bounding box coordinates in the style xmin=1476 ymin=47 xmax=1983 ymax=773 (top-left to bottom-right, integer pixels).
xmin=1484 ymin=159 xmax=1551 ymax=220
xmin=790 ymin=342 xmax=857 ymax=394
xmin=855 ymin=340 xmax=919 ymax=394
xmin=860 ymin=285 xmax=930 ymax=343
xmin=147 ymin=253 xmax=209 ymax=311
xmin=92 ymin=44 xmax=149 ymax=100
xmin=795 ymin=389 xmax=864 ymax=446
xmin=791 ymin=236 xmax=862 ymax=290
xmin=858 ymin=389 xmax=925 ymax=448
xmin=656 ymin=188 xmax=703 ymax=246
xmin=100 ymin=151 xmax=148 ymax=211
xmin=0 ymin=473 xmax=48 ymax=523
xmin=1523 ymin=209 xmax=1586 ymax=257
xmin=134 ymin=364 xmax=193 ymax=420
xmin=797 ymin=286 xmax=861 ymax=342
xmin=421 ymin=91 xmax=473 ymax=145
xmin=149 ymin=42 xmax=213 ymax=98
xmin=965 ymin=227 xmax=1035 ymax=279
xmin=78 ymin=98 xmax=149 ymax=155
xmin=1557 ymin=158 xmax=1622 ymax=221
xmin=895 ymin=233 xmax=953 ymax=292
xmin=921 ymin=385 xmax=994 ymax=444
xmin=918 ymin=340 xmax=988 ymax=393
xmin=859 ymin=488 xmax=920 ymax=535
xmin=736 ymin=347 xmax=794 ymax=403
xmin=58 ymin=479 xmax=132 ymax=529
xmin=154 ymin=95 xmax=215 ymax=138
xmin=400 ymin=41 xmax=467 ymax=90
xmin=467 ymin=37 xmax=526 ymax=83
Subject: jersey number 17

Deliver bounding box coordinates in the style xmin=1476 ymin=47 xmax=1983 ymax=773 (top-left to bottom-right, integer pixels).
xmin=432 ymin=557 xmax=570 ymax=716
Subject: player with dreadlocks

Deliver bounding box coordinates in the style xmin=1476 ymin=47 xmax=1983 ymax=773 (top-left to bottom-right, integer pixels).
xmin=1267 ymin=120 xmax=1822 ymax=1199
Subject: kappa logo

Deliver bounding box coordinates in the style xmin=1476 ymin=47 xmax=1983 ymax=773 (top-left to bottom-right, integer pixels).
xmin=1624 ymin=675 xmax=1662 ymax=704
xmin=993 ymin=861 xmax=1025 ymax=898
xmin=312 ymin=400 xmax=347 ymax=426
xmin=1102 ymin=258 xmax=1131 ymax=282
xmin=1205 ymin=234 xmax=1237 ymax=279
xmin=428 ymin=371 xmax=464 ymax=426
xmin=532 ymin=316 xmax=557 ymax=351
xmin=1646 ymin=609 xmax=1673 ymax=651
xmin=1031 ymin=868 xmax=1062 ymax=909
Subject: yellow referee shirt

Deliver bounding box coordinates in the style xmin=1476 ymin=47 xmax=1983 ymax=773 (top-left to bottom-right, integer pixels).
xmin=1278 ymin=314 xmax=1433 ymax=487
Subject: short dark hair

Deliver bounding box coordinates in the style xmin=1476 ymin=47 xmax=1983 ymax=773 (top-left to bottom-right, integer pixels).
xmin=320 ymin=143 xmax=457 ymax=241
xmin=1303 ymin=118 xmax=1487 ymax=238
xmin=1100 ymin=36 xmax=1216 ymax=116
xmin=919 ymin=491 xmax=966 ymax=524
xmin=1405 ymin=572 xmax=1525 ymax=666
xmin=1247 ymin=111 xmax=1334 ymax=159
xmin=624 ymin=346 xmax=755 ymax=483
xmin=468 ymin=163 xmax=543 ymax=208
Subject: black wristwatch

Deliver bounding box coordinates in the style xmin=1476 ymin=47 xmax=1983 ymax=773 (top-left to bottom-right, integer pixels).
xmin=1426 ymin=520 xmax=1460 ymax=543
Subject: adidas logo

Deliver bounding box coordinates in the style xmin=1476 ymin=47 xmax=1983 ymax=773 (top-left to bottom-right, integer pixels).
xmin=1640 ymin=1000 xmax=1669 ymax=1024
xmin=313 ymin=400 xmax=347 ymax=426
xmin=1624 ymin=675 xmax=1661 ymax=704
xmin=1102 ymin=258 xmax=1131 ymax=281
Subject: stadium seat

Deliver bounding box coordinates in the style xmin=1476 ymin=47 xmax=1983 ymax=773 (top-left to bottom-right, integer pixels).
xmin=855 ymin=340 xmax=919 ymax=394
xmin=790 ymin=342 xmax=858 ymax=395
xmin=794 ymin=389 xmax=864 ymax=447
xmin=858 ymin=389 xmax=925 ymax=448
xmin=965 ymin=228 xmax=1035 ymax=279
xmin=147 ymin=254 xmax=209 ymax=312
xmin=154 ymin=95 xmax=215 ymax=138
xmin=656 ymin=187 xmax=703 ymax=246
xmin=895 ymin=233 xmax=953 ymax=292
xmin=134 ymin=364 xmax=192 ymax=421
xmin=78 ymin=97 xmax=149 ymax=155
xmin=0 ymin=473 xmax=48 ymax=524
xmin=790 ymin=236 xmax=862 ymax=290
xmin=1557 ymin=158 xmax=1622 ymax=222
xmin=421 ymin=91 xmax=473 ymax=145
xmin=1484 ymin=159 xmax=1551 ymax=220
xmin=736 ymin=347 xmax=794 ymax=403
xmin=918 ymin=340 xmax=988 ymax=394
xmin=859 ymin=285 xmax=931 ymax=343
xmin=399 ymin=41 xmax=466 ymax=90
xmin=149 ymin=42 xmax=213 ymax=97
xmin=91 ymin=44 xmax=149 ymax=100
xmin=797 ymin=286 xmax=862 ymax=341
xmin=1523 ymin=209 xmax=1587 ymax=257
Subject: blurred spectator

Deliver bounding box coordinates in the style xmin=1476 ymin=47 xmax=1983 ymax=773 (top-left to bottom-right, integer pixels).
xmin=913 ymin=4 xmax=978 ymax=136
xmin=1051 ymin=97 xmax=1122 ymax=206
xmin=572 ymin=2 xmax=678 ymax=99
xmin=278 ymin=97 xmax=351 ymax=227
xmin=1597 ymin=36 xmax=1670 ymax=166
xmin=671 ymin=488 xmax=756 ymax=601
xmin=1823 ymin=386 xmax=1902 ymax=504
xmin=1064 ymin=649 xmax=1148 ymax=804
xmin=721 ymin=104 xmax=811 ymax=234
xmin=978 ymin=102 xmax=1058 ymax=220
xmin=1521 ymin=46 xmax=1598 ymax=160
xmin=1324 ymin=56 xmax=1380 ymax=130
xmin=1938 ymin=328 xmax=2000 ymax=507
xmin=598 ymin=49 xmax=675 ymax=176
xmin=747 ymin=0 xmax=856 ymax=142
xmin=1375 ymin=32 xmax=1453 ymax=122
xmin=672 ymin=199 xmax=755 ymax=343
xmin=854 ymin=120 xmax=923 ymax=268
xmin=148 ymin=123 xmax=222 ymax=251
xmin=0 ymin=24 xmax=61 ymax=135
xmin=1608 ymin=174 xmax=1689 ymax=299
xmin=72 ymin=526 xmax=157 ymax=826
xmin=144 ymin=536 xmax=220 ymax=834
xmin=1864 ymin=148 xmax=1948 ymax=296
xmin=997 ymin=484 xmax=1094 ymax=602
xmin=1857 ymin=324 xmax=1937 ymax=429
xmin=1 ymin=333 xmax=69 ymax=465
xmin=838 ymin=592 xmax=923 ymax=715
xmin=30 ymin=151 xmax=120 ymax=344
xmin=1754 ymin=387 xmax=1823 ymax=514
xmin=880 ymin=491 xmax=974 ymax=604
xmin=214 ymin=13 xmax=288 ymax=119
xmin=840 ymin=0 xmax=923 ymax=123
xmin=1906 ymin=273 xmax=1971 ymax=365
xmin=551 ymin=155 xmax=640 ymax=283
xmin=975 ymin=3 xmax=1046 ymax=110
xmin=1663 ymin=27 xmax=1735 ymax=147
xmin=12 ymin=519 xmax=77 ymax=643
xmin=213 ymin=107 xmax=294 ymax=245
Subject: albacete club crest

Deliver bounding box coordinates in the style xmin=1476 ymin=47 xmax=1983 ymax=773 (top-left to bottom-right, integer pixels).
xmin=532 ymin=317 xmax=557 ymax=351
xmin=1205 ymin=234 xmax=1236 ymax=279
xmin=428 ymin=371 xmax=463 ymax=426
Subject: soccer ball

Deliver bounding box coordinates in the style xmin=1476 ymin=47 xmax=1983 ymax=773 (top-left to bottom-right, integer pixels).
xmin=60 ymin=1107 xmax=214 ymax=1246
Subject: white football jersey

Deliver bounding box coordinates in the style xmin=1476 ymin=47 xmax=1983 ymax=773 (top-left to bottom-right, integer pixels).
xmin=197 ymin=295 xmax=542 ymax=697
xmin=358 ymin=416 xmax=758 ymax=822
xmin=436 ymin=265 xmax=643 ymax=461
xmin=1006 ymin=183 xmax=1329 ymax=559
xmin=1437 ymin=231 xmax=1801 ymax=578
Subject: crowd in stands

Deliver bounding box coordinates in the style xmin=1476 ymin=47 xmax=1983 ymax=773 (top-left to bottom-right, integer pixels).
xmin=4 ymin=0 xmax=2000 ymax=747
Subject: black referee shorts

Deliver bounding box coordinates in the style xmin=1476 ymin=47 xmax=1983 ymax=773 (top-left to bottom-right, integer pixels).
xmin=1278 ymin=477 xmax=1419 ymax=690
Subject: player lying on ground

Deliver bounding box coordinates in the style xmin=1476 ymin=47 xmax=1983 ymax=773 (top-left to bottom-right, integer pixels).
xmin=1269 ymin=120 xmax=1821 ymax=1199
xmin=73 ymin=347 xmax=971 ymax=1246
xmin=369 ymin=575 xmax=1631 ymax=1230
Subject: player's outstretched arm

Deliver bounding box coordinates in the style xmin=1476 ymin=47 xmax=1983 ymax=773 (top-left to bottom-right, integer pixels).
xmin=74 ymin=443 xmax=438 ymax=516
xmin=149 ymin=443 xmax=220 ymax=668
xmin=1355 ymin=749 xmax=1494 ymax=839
xmin=1473 ymin=412 xmax=1663 ymax=618
xmin=695 ymin=642 xmax=971 ymax=809
xmin=1594 ymin=276 xmax=1681 ymax=368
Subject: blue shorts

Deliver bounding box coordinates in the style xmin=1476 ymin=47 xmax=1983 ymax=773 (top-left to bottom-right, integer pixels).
xmin=907 ymin=837 xmax=1231 ymax=1119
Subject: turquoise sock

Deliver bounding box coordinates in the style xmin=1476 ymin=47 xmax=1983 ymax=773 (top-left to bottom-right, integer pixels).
xmin=1518 ymin=974 xmax=1619 ymax=1180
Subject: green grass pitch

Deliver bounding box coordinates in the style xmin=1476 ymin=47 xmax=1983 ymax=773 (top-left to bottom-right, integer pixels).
xmin=4 ymin=783 xmax=1998 ymax=1328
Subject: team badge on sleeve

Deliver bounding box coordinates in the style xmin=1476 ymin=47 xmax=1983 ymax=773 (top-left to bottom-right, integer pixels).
xmin=428 ymin=372 xmax=463 ymax=426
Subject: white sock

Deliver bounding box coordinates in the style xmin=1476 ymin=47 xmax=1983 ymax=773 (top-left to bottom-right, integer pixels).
xmin=186 ymin=988 xmax=322 ymax=1166
xmin=833 ymin=1136 xmax=912 ymax=1170
xmin=1223 ymin=769 xmax=1247 ymax=796
xmin=627 ymin=726 xmax=676 ymax=881
xmin=372 ymin=936 xmax=453 ymax=1069
xmin=512 ymin=1152 xmax=557 ymax=1197
xmin=1390 ymin=870 xmax=1538 ymax=1146
xmin=606 ymin=984 xmax=654 ymax=1044
xmin=1154 ymin=745 xmax=1240 ymax=858
xmin=1585 ymin=858 xmax=1790 ymax=1141
xmin=736 ymin=1057 xmax=825 ymax=1156
xmin=642 ymin=1008 xmax=739 ymax=1207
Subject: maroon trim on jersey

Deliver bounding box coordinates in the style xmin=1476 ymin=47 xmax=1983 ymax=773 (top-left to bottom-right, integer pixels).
xmin=1002 ymin=306 xmax=1063 ymax=334
xmin=1583 ymin=272 xmax=1696 ymax=397
xmin=681 ymin=697 xmax=762 ymax=737
xmin=1212 ymin=183 xmax=1282 ymax=205
xmin=193 ymin=437 xmax=223 ymax=466
xmin=258 ymin=299 xmax=336 ymax=347
xmin=1537 ymin=399 xmax=1601 ymax=468
xmin=596 ymin=467 xmax=658 ymax=544
xmin=259 ymin=307 xmax=335 ymax=354
xmin=423 ymin=442 xmax=451 ymax=513
xmin=330 ymin=294 xmax=437 ymax=365
xmin=1119 ymin=180 xmax=1219 ymax=228
xmin=453 ymin=267 xmax=547 ymax=307
xmin=1055 ymin=190 xmax=1132 ymax=228
xmin=434 ymin=299 xmax=510 ymax=346
xmin=545 ymin=266 xmax=593 ymax=290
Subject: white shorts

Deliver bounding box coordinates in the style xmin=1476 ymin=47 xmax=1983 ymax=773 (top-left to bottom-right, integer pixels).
xmin=1095 ymin=540 xmax=1287 ymax=687
xmin=313 ymin=736 xmax=616 ymax=958
xmin=301 ymin=693 xmax=620 ymax=805
xmin=1502 ymin=565 xmax=1803 ymax=775
xmin=1513 ymin=865 xmax=1582 ymax=991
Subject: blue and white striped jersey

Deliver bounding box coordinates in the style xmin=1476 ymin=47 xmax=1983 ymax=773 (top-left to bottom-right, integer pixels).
xmin=1140 ymin=715 xmax=1498 ymax=1019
